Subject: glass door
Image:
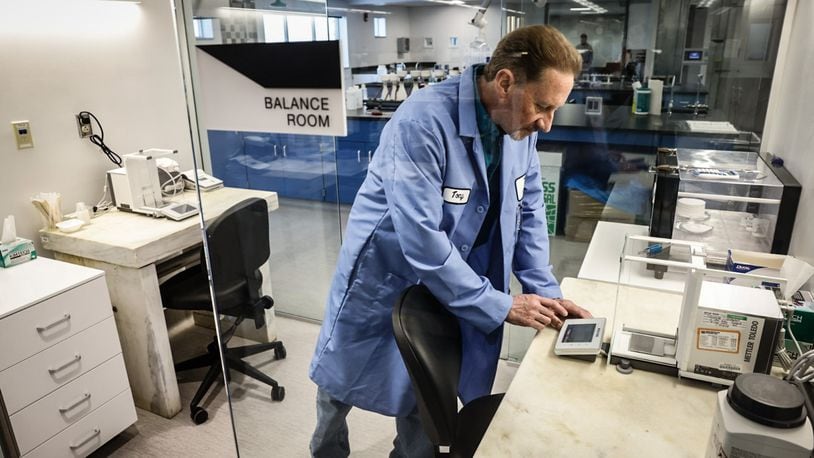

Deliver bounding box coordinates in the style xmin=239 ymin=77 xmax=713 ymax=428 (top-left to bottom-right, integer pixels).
xmin=175 ymin=0 xmax=345 ymax=455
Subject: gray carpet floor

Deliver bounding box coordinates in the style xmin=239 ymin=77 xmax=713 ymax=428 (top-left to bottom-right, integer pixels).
xmin=92 ymin=315 xmax=518 ymax=457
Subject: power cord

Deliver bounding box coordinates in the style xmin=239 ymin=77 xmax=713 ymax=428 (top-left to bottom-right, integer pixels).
xmin=79 ymin=111 xmax=122 ymax=166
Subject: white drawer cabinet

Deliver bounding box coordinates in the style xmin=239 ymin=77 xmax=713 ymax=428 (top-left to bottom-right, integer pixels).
xmin=0 ymin=258 xmax=136 ymax=457
xmin=0 ymin=277 xmax=112 ymax=372
xmin=10 ymin=355 xmax=130 ymax=455
xmin=25 ymin=390 xmax=135 ymax=458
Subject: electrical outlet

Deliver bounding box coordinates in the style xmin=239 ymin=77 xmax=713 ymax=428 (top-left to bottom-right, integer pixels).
xmin=11 ymin=121 xmax=33 ymax=149
xmin=76 ymin=113 xmax=93 ymax=138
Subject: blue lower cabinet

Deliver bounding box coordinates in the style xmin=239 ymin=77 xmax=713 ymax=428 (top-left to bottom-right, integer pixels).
xmin=244 ymin=133 xmax=287 ymax=194
xmin=331 ymin=140 xmax=371 ymax=204
xmin=208 ymin=130 xmax=249 ymax=188
xmin=207 ymin=124 xmax=388 ymax=202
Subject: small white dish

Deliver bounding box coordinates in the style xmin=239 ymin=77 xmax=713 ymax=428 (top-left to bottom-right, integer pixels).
xmin=56 ymin=218 xmax=84 ymax=233
xmin=678 ymin=221 xmax=713 ymax=235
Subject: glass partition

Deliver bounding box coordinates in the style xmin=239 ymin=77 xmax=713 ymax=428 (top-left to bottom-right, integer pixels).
xmin=499 ymin=0 xmax=790 ymax=362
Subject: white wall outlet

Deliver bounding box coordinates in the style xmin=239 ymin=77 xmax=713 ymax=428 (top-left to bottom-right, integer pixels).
xmin=76 ymin=113 xmax=93 ymax=138
xmin=11 ymin=120 xmax=33 ymax=149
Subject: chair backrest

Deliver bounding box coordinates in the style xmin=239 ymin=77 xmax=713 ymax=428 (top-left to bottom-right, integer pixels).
xmin=205 ymin=197 xmax=269 ymax=305
xmin=392 ymin=284 xmax=461 ymax=449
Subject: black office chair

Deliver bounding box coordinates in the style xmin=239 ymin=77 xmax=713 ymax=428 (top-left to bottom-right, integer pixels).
xmin=161 ymin=197 xmax=286 ymax=425
xmin=392 ymin=285 xmax=504 ymax=458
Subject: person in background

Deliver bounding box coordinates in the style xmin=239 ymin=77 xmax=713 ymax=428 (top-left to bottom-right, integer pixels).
xmin=576 ymin=33 xmax=594 ymax=72
xmin=309 ymin=25 xmax=592 ymax=458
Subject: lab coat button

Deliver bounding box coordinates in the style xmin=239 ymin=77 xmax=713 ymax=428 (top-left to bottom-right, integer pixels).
xmin=461 ymin=244 xmax=469 ymax=252
xmin=476 ymin=205 xmax=485 ymax=213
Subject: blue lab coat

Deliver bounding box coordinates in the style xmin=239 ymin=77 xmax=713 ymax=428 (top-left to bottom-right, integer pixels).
xmin=309 ymin=66 xmax=563 ymax=417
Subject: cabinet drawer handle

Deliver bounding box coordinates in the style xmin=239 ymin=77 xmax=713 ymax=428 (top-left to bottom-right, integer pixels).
xmin=36 ymin=313 xmax=71 ymax=332
xmin=367 ymin=150 xmax=372 ymax=163
xmin=357 ymin=150 xmax=361 ymax=162
xmin=273 ymin=144 xmax=278 ymax=156
xmin=48 ymin=354 xmax=82 ymax=374
xmin=59 ymin=392 xmax=91 ymax=413
xmin=282 ymin=145 xmax=287 ymax=157
xmin=69 ymin=428 xmax=100 ymax=450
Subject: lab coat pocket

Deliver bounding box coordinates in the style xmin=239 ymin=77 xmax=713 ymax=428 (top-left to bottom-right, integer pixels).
xmin=342 ymin=272 xmax=412 ymax=335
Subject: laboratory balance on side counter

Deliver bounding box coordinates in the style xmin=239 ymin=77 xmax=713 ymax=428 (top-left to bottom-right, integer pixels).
xmin=106 ymin=148 xmax=199 ymax=221
xmin=608 ymin=234 xmax=788 ymax=386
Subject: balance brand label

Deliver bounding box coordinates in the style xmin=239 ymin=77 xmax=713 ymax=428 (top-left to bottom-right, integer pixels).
xmin=697 ymin=328 xmax=740 ymax=353
xmin=702 ymin=311 xmax=749 ymax=329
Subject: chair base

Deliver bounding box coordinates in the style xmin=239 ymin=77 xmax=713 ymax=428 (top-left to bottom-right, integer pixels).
xmin=175 ymin=336 xmax=286 ymax=424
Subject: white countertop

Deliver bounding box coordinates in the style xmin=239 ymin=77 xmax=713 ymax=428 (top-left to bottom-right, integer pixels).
xmin=39 ymin=187 xmax=278 ymax=269
xmin=0 ymin=257 xmax=103 ymax=319
xmin=476 ymin=277 xmax=719 ymax=457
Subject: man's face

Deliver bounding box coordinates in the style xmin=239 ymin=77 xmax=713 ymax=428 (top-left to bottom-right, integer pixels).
xmin=493 ymin=68 xmax=574 ymax=141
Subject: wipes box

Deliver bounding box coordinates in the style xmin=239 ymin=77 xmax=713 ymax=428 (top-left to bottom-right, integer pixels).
xmin=726 ymin=249 xmax=814 ymax=300
xmin=0 ymin=237 xmax=37 ymax=268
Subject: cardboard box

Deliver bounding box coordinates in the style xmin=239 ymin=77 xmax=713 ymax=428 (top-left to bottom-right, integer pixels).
xmin=0 ymin=237 xmax=37 ymax=268
xmin=564 ymin=189 xmax=636 ymax=242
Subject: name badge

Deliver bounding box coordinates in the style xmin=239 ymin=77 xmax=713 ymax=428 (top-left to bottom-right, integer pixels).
xmin=515 ymin=175 xmax=526 ymax=201
xmin=443 ymin=187 xmax=471 ymax=205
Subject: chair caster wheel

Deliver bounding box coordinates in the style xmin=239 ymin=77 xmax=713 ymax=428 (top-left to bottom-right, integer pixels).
xmin=191 ymin=406 xmax=208 ymax=425
xmin=274 ymin=344 xmax=287 ymax=360
xmin=272 ymin=385 xmax=286 ymax=401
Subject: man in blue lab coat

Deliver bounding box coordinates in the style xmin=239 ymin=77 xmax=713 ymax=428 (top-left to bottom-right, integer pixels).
xmin=309 ymin=25 xmax=591 ymax=457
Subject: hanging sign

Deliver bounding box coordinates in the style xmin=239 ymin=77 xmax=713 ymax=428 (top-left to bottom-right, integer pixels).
xmin=197 ymin=41 xmax=347 ymax=136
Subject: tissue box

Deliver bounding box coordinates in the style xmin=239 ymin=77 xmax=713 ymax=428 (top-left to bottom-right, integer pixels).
xmin=0 ymin=237 xmax=37 ymax=268
xmin=725 ymin=249 xmax=814 ymax=299
xmin=726 ymin=249 xmax=786 ymax=278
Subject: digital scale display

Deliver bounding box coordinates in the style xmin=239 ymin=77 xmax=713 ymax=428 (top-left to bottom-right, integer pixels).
xmin=554 ymin=317 xmax=606 ymax=361
xmin=562 ymin=323 xmax=597 ymax=343
xmin=171 ymin=204 xmax=196 ymax=213
xmin=684 ymin=50 xmax=703 ymax=61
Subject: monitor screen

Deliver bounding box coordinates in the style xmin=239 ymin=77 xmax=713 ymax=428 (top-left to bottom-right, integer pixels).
xmin=685 ymin=50 xmax=703 ymax=61
xmin=562 ymin=323 xmax=596 ymax=343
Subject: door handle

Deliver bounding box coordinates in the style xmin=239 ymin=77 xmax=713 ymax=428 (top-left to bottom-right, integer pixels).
xmin=357 ymin=150 xmax=361 ymax=162
xmin=273 ymin=144 xmax=278 ymax=157
xmin=282 ymin=144 xmax=287 ymax=157
xmin=367 ymin=150 xmax=372 ymax=163
xmin=36 ymin=313 xmax=71 ymax=332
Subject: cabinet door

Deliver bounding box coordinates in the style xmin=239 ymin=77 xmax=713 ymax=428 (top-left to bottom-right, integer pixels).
xmin=244 ymin=132 xmax=287 ymax=194
xmin=334 ymin=140 xmax=368 ymax=204
xmin=207 ymin=130 xmax=248 ymax=188
xmin=280 ymin=135 xmax=330 ymax=201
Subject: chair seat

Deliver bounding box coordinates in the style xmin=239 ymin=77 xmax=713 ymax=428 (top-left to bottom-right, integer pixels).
xmin=160 ymin=265 xmax=249 ymax=313
xmin=452 ymin=393 xmax=504 ymax=458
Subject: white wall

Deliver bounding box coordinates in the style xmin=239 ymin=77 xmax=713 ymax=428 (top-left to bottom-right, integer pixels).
xmin=407 ymin=3 xmax=503 ymax=69
xmin=343 ymin=4 xmax=412 ymax=67
xmin=762 ymin=0 xmax=814 ymax=269
xmin=0 ymin=0 xmax=194 ymax=253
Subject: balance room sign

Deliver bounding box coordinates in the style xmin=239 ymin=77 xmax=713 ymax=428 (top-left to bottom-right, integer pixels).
xmin=197 ymin=41 xmax=347 ymax=136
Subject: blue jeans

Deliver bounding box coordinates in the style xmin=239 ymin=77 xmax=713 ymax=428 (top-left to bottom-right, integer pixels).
xmin=310 ymin=387 xmax=434 ymax=458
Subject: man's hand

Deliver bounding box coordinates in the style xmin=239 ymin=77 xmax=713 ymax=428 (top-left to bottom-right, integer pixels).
xmin=505 ymin=295 xmax=591 ymax=331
